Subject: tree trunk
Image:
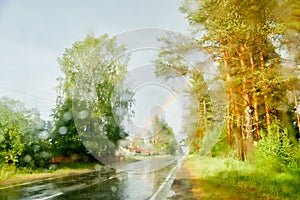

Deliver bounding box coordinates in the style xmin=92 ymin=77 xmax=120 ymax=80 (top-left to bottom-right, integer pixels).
xmin=234 ymin=100 xmax=244 ymax=160
xmin=250 ymin=53 xmax=260 ymax=139
xmin=239 ymin=44 xmax=253 ymax=160
xmin=293 ymin=84 xmax=300 ymax=134
xmin=224 ymin=51 xmax=232 ymax=147
xmin=203 ymin=99 xmax=208 ymax=129
xmin=259 ymin=52 xmax=271 ymax=128
xmin=253 ymin=97 xmax=260 ymax=139
xmin=264 ymin=94 xmax=271 ymax=126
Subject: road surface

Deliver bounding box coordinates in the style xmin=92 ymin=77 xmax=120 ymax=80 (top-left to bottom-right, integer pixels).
xmin=0 ymin=156 xmax=185 ymax=199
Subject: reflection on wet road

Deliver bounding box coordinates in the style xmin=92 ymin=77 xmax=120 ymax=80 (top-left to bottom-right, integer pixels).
xmin=0 ymin=169 xmax=116 ymax=200
xmin=0 ymin=156 xmax=184 ymax=199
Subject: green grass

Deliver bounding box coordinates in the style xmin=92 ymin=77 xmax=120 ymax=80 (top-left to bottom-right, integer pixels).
xmin=0 ymin=162 xmax=100 ymax=186
xmin=184 ymin=155 xmax=300 ymax=199
xmin=0 ymin=164 xmax=19 ymax=181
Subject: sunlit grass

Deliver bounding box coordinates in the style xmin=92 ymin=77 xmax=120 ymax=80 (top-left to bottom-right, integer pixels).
xmin=0 ymin=162 xmax=99 ymax=187
xmin=185 ymin=155 xmax=300 ymax=199
xmin=0 ymin=164 xmax=18 ymax=181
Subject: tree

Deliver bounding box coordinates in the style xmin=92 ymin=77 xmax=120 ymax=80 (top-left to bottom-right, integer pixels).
xmin=52 ymin=34 xmax=132 ymax=162
xmin=286 ymin=0 xmax=300 ymax=62
xmin=51 ymin=98 xmax=89 ymax=161
xmin=284 ymin=0 xmax=300 ymax=136
xmin=151 ymin=116 xmax=181 ymax=155
xmin=0 ymin=99 xmax=24 ymax=165
xmin=154 ymin=32 xmax=215 ymax=154
xmin=0 ymin=97 xmax=49 ymax=168
xmin=179 ymin=0 xmax=295 ymax=160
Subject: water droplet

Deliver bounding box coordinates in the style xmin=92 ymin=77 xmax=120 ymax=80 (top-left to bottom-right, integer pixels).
xmin=118 ymin=171 xmax=127 ymax=181
xmin=111 ymin=185 xmax=117 ymax=193
xmin=63 ymin=111 xmax=72 ymax=121
xmin=77 ymin=110 xmax=89 ymax=119
xmin=58 ymin=126 xmax=68 ymax=135
xmin=49 ymin=164 xmax=56 ymax=170
xmin=95 ymin=164 xmax=102 ymax=171
xmin=40 ymin=151 xmax=49 ymax=158
xmin=33 ymin=145 xmax=40 ymax=152
xmin=0 ymin=130 xmax=3 ymax=143
xmin=98 ymin=124 xmax=104 ymax=132
xmin=39 ymin=130 xmax=49 ymax=140
xmin=24 ymin=155 xmax=32 ymax=162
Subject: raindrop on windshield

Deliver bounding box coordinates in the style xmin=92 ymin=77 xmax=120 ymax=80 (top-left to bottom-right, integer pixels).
xmin=58 ymin=126 xmax=68 ymax=135
xmin=40 ymin=151 xmax=49 ymax=158
xmin=111 ymin=185 xmax=118 ymax=193
xmin=24 ymin=155 xmax=32 ymax=162
xmin=63 ymin=111 xmax=72 ymax=121
xmin=95 ymin=164 xmax=102 ymax=171
xmin=77 ymin=110 xmax=89 ymax=120
xmin=39 ymin=130 xmax=49 ymax=140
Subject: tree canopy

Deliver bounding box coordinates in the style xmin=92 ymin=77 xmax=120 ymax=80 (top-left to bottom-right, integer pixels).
xmin=52 ymin=34 xmax=132 ymax=162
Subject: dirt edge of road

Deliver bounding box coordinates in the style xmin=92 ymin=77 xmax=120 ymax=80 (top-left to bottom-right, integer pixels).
xmin=0 ymin=168 xmax=94 ymax=188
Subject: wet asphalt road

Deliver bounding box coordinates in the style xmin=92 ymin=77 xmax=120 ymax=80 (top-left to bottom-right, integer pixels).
xmin=0 ymin=156 xmax=185 ymax=200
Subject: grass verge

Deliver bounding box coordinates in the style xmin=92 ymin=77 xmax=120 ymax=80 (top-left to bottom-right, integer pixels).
xmin=172 ymin=155 xmax=300 ymax=200
xmin=0 ymin=162 xmax=99 ymax=187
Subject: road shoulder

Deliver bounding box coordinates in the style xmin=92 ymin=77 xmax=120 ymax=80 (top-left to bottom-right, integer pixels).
xmin=168 ymin=155 xmax=272 ymax=200
xmin=0 ymin=167 xmax=94 ymax=188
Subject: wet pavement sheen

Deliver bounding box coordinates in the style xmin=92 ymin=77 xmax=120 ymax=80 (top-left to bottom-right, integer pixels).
xmin=0 ymin=159 xmax=181 ymax=200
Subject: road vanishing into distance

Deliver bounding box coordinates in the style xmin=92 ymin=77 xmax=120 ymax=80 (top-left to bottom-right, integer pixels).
xmin=0 ymin=156 xmax=185 ymax=200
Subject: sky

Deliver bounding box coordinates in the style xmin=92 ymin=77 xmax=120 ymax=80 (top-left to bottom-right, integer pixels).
xmin=0 ymin=0 xmax=188 ymax=120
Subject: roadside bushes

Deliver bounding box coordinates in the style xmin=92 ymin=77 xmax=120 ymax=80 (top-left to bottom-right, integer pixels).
xmin=0 ymin=97 xmax=51 ymax=169
xmin=255 ymin=123 xmax=298 ymax=172
xmin=206 ymin=122 xmax=300 ymax=173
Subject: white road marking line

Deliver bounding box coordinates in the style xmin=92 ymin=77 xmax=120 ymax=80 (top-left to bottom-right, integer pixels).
xmin=38 ymin=192 xmax=63 ymax=200
xmin=149 ymin=155 xmax=187 ymax=200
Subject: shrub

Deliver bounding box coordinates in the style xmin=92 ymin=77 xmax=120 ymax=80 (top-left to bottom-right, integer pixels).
xmin=0 ymin=163 xmax=17 ymax=181
xmin=255 ymin=123 xmax=298 ymax=172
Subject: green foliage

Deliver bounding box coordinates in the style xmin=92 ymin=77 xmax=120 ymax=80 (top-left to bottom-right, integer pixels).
xmin=152 ymin=116 xmax=181 ymax=155
xmin=286 ymin=0 xmax=300 ymax=32
xmin=153 ymin=31 xmax=215 ymax=156
xmin=51 ymin=98 xmax=90 ymax=160
xmin=179 ymin=0 xmax=298 ymax=160
xmin=0 ymin=163 xmax=17 ymax=181
xmin=285 ymin=1 xmax=300 ymax=66
xmin=0 ymin=97 xmax=50 ymax=169
xmin=210 ymin=128 xmax=228 ymax=157
xmin=255 ymin=123 xmax=298 ymax=172
xmin=52 ymin=33 xmax=132 ymax=161
xmin=198 ymin=125 xmax=225 ymax=157
xmin=0 ymin=99 xmax=24 ymax=164
xmin=186 ymin=156 xmax=300 ymax=199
